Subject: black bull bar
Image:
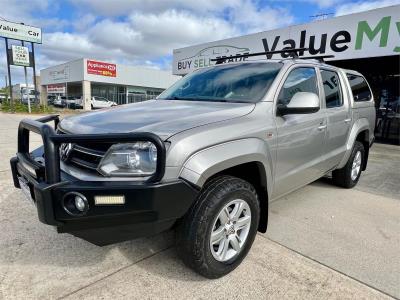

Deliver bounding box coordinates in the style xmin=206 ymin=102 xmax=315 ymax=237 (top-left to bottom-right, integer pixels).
xmin=10 ymin=114 xmax=166 ymax=187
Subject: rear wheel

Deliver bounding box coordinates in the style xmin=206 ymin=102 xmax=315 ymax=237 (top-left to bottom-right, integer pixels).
xmin=177 ymin=176 xmax=260 ymax=278
xmin=332 ymin=141 xmax=365 ymax=188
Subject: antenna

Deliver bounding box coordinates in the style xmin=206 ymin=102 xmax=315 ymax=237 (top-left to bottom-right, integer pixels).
xmin=309 ymin=13 xmax=333 ymax=21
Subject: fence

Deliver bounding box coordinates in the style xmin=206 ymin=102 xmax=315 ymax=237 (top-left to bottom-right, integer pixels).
xmin=114 ymin=94 xmax=156 ymax=105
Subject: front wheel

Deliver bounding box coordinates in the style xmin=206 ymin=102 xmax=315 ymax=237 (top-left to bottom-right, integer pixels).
xmin=332 ymin=141 xmax=365 ymax=188
xmin=176 ymin=176 xmax=260 ymax=278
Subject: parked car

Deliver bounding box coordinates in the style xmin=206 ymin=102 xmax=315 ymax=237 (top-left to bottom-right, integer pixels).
xmin=73 ymin=96 xmax=117 ymax=109
xmin=53 ymin=96 xmax=80 ymax=108
xmin=10 ymin=54 xmax=375 ymax=278
xmin=53 ymin=96 xmax=65 ymax=107
xmin=65 ymin=96 xmax=81 ymax=109
xmin=47 ymin=95 xmax=56 ymax=105
xmin=91 ymin=96 xmax=117 ymax=109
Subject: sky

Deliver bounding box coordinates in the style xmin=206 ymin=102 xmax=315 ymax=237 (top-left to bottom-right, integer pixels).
xmin=1 ymin=0 xmax=399 ymax=87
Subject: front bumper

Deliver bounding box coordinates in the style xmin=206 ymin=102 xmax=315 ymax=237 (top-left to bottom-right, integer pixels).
xmin=10 ymin=115 xmax=198 ymax=245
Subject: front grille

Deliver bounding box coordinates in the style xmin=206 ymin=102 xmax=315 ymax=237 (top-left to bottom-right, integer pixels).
xmin=68 ymin=144 xmax=106 ymax=171
xmin=57 ymin=129 xmax=110 ymax=173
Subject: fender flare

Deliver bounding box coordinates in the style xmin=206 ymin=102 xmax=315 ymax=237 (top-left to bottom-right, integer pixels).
xmin=179 ymin=138 xmax=273 ymax=198
xmin=337 ymin=118 xmax=370 ymax=169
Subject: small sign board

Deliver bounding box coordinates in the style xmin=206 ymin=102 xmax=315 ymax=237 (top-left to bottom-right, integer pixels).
xmin=12 ymin=45 xmax=30 ymax=66
xmin=47 ymin=83 xmax=66 ymax=94
xmin=7 ymin=48 xmax=33 ymax=67
xmin=0 ymin=20 xmax=42 ymax=43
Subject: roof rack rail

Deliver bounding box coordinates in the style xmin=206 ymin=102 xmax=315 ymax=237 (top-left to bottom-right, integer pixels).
xmin=296 ymin=55 xmax=335 ymax=62
xmin=210 ymin=48 xmax=335 ymax=64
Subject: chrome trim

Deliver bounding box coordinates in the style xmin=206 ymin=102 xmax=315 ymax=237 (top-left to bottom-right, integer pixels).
xmin=73 ymin=144 xmax=105 ymax=157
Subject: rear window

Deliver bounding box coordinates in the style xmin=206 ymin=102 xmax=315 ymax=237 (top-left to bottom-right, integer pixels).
xmin=321 ymin=69 xmax=343 ymax=108
xmin=346 ymin=74 xmax=372 ymax=102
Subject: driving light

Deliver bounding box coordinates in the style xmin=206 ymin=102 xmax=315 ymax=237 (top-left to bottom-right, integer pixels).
xmin=62 ymin=192 xmax=89 ymax=216
xmin=98 ymin=142 xmax=157 ymax=177
xmin=94 ymin=195 xmax=125 ymax=205
xmin=75 ymin=196 xmax=86 ymax=211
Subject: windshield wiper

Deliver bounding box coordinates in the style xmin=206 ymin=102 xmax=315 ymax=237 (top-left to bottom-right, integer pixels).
xmin=162 ymin=96 xmax=250 ymax=104
xmin=165 ymin=96 xmax=197 ymax=100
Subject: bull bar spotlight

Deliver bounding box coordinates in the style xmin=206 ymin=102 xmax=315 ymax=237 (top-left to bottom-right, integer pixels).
xmin=62 ymin=192 xmax=89 ymax=216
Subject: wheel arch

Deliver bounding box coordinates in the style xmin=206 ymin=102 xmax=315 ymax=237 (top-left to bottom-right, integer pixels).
xmin=179 ymin=138 xmax=272 ymax=233
xmin=337 ymin=118 xmax=371 ymax=170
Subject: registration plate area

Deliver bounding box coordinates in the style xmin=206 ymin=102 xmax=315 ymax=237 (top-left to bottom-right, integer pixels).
xmin=18 ymin=176 xmax=35 ymax=205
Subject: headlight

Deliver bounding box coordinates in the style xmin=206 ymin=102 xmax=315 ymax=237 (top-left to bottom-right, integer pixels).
xmin=98 ymin=142 xmax=158 ymax=177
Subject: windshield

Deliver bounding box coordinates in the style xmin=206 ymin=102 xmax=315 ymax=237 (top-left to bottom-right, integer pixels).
xmin=158 ymin=62 xmax=282 ymax=103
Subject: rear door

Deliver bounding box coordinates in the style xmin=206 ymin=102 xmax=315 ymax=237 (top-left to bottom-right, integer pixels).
xmin=319 ymin=68 xmax=351 ymax=169
xmin=273 ymin=66 xmax=327 ymax=198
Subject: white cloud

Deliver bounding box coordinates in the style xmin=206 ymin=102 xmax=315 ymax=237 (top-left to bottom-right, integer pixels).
xmin=306 ymin=0 xmax=343 ymax=8
xmin=34 ymin=1 xmax=295 ymax=69
xmin=335 ymin=0 xmax=400 ymax=16
xmin=70 ymin=0 xmax=242 ymax=16
xmin=0 ymin=0 xmax=299 ymax=87
xmin=227 ymin=1 xmax=294 ymax=33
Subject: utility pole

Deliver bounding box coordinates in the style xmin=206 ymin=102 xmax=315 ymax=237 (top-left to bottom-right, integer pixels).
xmin=4 ymin=75 xmax=8 ymax=102
xmin=5 ymin=38 xmax=13 ymax=111
xmin=31 ymin=42 xmax=38 ymax=104
xmin=21 ymin=40 xmax=31 ymax=113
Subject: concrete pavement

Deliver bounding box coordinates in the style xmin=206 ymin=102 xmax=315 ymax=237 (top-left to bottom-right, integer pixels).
xmin=0 ymin=112 xmax=398 ymax=299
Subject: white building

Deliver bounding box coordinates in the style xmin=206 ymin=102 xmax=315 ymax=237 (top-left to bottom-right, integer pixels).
xmin=40 ymin=58 xmax=180 ymax=109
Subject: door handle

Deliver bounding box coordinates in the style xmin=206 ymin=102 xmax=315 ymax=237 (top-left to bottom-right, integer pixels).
xmin=317 ymin=125 xmax=327 ymax=131
xmin=344 ymin=118 xmax=351 ymax=123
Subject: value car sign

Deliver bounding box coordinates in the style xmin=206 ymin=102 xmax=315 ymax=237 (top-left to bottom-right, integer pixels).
xmin=172 ymin=5 xmax=400 ymax=75
xmin=0 ymin=20 xmax=42 ymax=43
xmin=87 ymin=60 xmax=117 ymax=77
xmin=11 ymin=45 xmax=30 ymax=67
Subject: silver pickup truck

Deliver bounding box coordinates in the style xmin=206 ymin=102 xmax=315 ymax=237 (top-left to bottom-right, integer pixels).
xmin=10 ymin=56 xmax=375 ymax=278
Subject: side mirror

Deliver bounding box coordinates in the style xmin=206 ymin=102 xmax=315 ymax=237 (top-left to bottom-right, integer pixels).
xmin=277 ymin=92 xmax=320 ymax=115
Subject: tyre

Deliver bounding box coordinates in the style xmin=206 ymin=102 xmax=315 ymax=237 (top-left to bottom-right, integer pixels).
xmin=332 ymin=141 xmax=365 ymax=188
xmin=177 ymin=175 xmax=260 ymax=278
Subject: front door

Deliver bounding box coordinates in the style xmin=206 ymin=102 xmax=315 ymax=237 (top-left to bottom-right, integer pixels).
xmin=273 ymin=66 xmax=327 ymax=198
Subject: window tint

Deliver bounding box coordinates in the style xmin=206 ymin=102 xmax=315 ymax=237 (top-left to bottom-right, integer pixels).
xmin=321 ymin=69 xmax=343 ymax=108
xmin=278 ymin=67 xmax=318 ymax=105
xmin=347 ymin=74 xmax=372 ymax=102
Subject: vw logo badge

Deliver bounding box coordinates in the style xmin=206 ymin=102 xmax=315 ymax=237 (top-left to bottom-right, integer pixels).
xmin=60 ymin=143 xmax=73 ymax=161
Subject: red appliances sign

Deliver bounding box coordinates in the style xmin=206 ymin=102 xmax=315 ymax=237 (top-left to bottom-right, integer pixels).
xmin=87 ymin=60 xmax=117 ymax=77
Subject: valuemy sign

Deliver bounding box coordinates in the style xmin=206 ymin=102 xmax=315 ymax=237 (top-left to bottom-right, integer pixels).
xmin=0 ymin=20 xmax=42 ymax=44
xmin=87 ymin=60 xmax=117 ymax=77
xmin=12 ymin=45 xmax=30 ymax=67
xmin=173 ymin=5 xmax=400 ymax=75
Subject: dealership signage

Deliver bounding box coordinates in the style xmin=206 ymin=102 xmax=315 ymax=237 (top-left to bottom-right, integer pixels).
xmin=173 ymin=5 xmax=400 ymax=74
xmin=49 ymin=66 xmax=69 ymax=81
xmin=0 ymin=20 xmax=42 ymax=43
xmin=87 ymin=60 xmax=117 ymax=77
xmin=11 ymin=45 xmax=30 ymax=66
xmin=47 ymin=84 xmax=66 ymax=94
